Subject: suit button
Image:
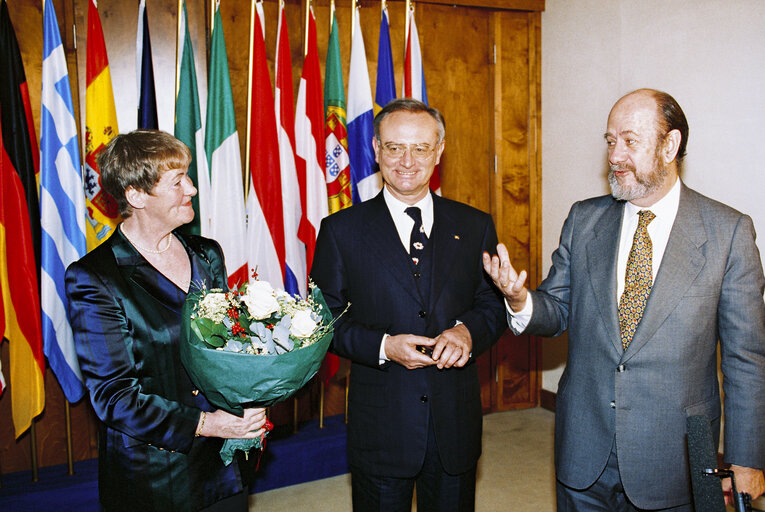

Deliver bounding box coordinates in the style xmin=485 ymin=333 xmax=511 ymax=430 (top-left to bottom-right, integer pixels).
xmin=418 ymin=310 xmax=427 ymax=318
xmin=616 ymin=365 xmax=626 ymax=373
xmin=610 ymin=401 xmax=616 ymax=409
xmin=413 ymin=271 xmax=421 ymax=278
xmin=420 ymin=395 xmax=428 ymax=403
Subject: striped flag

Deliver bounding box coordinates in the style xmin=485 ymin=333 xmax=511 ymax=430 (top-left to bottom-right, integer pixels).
xmin=245 ymin=3 xmax=283 ymax=289
xmin=0 ymin=0 xmax=45 ymax=435
xmin=205 ymin=2 xmax=247 ymax=286
xmin=347 ymin=7 xmax=380 ymax=203
xmin=0 ymin=0 xmax=40 ymax=264
xmin=403 ymin=9 xmax=440 ymax=194
xmin=85 ymin=0 xmax=120 ymax=249
xmin=174 ymin=0 xmax=209 ymax=236
xmin=40 ymin=0 xmax=87 ymax=403
xmin=375 ymin=6 xmax=396 ymax=112
xmin=298 ymin=10 xmax=335 ymax=384
xmin=274 ymin=5 xmax=306 ymax=296
xmin=324 ymin=16 xmax=352 ymax=213
xmin=136 ymin=0 xmax=158 ymax=129
xmin=295 ymin=8 xmax=327 ymax=277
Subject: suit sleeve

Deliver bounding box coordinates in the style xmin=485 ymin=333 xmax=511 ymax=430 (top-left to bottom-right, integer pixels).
xmin=523 ymin=202 xmax=578 ymax=338
xmin=718 ymin=214 xmax=765 ymax=469
xmin=65 ymin=262 xmax=200 ymax=453
xmin=311 ymin=217 xmax=388 ymax=368
xmin=454 ymin=214 xmax=508 ymax=357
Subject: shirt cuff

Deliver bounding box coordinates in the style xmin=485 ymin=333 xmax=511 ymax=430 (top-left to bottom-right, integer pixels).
xmin=379 ymin=334 xmax=390 ymax=365
xmin=507 ymin=293 xmax=533 ymax=333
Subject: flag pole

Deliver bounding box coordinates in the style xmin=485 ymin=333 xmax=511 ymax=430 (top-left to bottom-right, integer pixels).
xmin=30 ymin=423 xmax=39 ymax=481
xmin=65 ymin=401 xmax=74 ymax=475
xmin=329 ymin=0 xmax=334 ymax=32
xmin=405 ymin=0 xmax=411 ymax=40
xmin=319 ymin=381 xmax=325 ymax=428
xmin=303 ymin=0 xmax=309 ymax=56
xmin=351 ymin=0 xmax=356 ymax=40
xmin=175 ymin=0 xmax=182 ymax=108
xmin=244 ymin=0 xmax=257 ymax=198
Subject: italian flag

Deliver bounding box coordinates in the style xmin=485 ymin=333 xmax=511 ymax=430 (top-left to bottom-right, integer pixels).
xmin=204 ymin=3 xmax=247 ymax=286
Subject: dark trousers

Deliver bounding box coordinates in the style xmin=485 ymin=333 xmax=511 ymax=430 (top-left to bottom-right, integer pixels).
xmin=199 ymin=491 xmax=249 ymax=512
xmin=556 ymin=440 xmax=692 ymax=512
xmin=351 ymin=417 xmax=476 ymax=512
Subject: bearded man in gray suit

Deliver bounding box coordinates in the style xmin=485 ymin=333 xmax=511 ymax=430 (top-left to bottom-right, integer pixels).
xmin=484 ymin=89 xmax=765 ymax=511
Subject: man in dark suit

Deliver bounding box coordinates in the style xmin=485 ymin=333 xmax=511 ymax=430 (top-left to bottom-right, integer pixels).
xmin=484 ymin=89 xmax=765 ymax=511
xmin=311 ymin=98 xmax=506 ymax=511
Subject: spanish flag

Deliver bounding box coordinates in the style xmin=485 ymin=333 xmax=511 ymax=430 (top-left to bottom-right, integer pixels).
xmin=84 ymin=0 xmax=119 ymax=249
xmin=0 ymin=0 xmax=45 ymax=437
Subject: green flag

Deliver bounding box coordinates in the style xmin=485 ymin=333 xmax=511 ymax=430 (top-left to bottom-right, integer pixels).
xmin=174 ymin=1 xmax=208 ymax=236
xmin=324 ymin=17 xmax=352 ymax=213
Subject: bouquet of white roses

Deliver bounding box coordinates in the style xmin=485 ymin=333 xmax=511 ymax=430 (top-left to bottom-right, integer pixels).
xmin=180 ymin=279 xmax=340 ymax=465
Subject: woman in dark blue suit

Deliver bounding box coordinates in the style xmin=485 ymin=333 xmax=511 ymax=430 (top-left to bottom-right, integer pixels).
xmin=66 ymin=130 xmax=266 ymax=511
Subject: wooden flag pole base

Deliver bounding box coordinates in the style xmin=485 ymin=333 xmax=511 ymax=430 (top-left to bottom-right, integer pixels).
xmin=344 ymin=377 xmax=350 ymax=424
xmin=30 ymin=423 xmax=39 ymax=482
xmin=65 ymin=401 xmax=74 ymax=476
xmin=292 ymin=398 xmax=299 ymax=434
xmin=319 ymin=381 xmax=325 ymax=429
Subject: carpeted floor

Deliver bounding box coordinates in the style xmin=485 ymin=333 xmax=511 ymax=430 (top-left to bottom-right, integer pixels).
xmin=3 ymin=407 xmax=761 ymax=511
xmin=249 ymin=408 xmax=557 ymax=511
xmin=249 ymin=408 xmax=765 ymax=512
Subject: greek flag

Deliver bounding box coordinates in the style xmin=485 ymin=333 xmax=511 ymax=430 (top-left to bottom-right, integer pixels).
xmin=40 ymin=0 xmax=87 ymax=402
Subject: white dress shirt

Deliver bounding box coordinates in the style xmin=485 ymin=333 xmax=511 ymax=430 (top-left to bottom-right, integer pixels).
xmin=383 ymin=187 xmax=434 ymax=250
xmin=379 ymin=188 xmax=435 ymax=362
xmin=509 ymin=178 xmax=681 ymax=332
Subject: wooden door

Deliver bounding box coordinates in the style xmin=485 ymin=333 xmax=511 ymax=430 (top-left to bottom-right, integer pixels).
xmin=413 ymin=4 xmax=541 ymax=412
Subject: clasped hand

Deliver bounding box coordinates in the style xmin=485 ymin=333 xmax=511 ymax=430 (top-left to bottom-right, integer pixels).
xmin=386 ymin=324 xmax=472 ymax=370
xmin=198 ymin=407 xmax=268 ymax=439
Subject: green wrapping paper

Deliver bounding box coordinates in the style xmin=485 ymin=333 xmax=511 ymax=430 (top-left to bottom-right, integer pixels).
xmin=180 ymin=285 xmax=334 ymax=464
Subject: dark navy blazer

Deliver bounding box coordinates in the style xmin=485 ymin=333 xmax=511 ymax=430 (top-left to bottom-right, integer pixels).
xmin=311 ymin=192 xmax=506 ymax=477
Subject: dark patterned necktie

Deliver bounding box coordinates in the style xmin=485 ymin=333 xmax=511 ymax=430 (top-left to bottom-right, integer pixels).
xmin=618 ymin=210 xmax=656 ymax=350
xmin=405 ymin=207 xmax=427 ymax=266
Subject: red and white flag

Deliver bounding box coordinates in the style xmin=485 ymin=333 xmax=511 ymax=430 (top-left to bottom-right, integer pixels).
xmin=403 ymin=9 xmax=441 ymax=194
xmin=246 ymin=3 xmax=284 ymax=288
xmin=275 ymin=5 xmax=306 ymax=297
xmin=295 ymin=8 xmax=328 ymax=276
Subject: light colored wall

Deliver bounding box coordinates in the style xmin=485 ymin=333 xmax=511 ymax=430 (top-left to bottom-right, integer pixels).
xmin=540 ymin=0 xmax=765 ymax=391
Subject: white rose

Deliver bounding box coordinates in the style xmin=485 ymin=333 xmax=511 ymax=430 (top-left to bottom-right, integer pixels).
xmin=242 ymin=281 xmax=280 ymax=320
xmin=290 ymin=309 xmax=318 ymax=338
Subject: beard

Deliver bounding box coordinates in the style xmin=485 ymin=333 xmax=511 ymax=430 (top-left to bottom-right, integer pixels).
xmin=608 ymin=149 xmax=669 ymax=202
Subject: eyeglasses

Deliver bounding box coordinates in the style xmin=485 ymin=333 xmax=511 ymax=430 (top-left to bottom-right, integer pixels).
xmin=379 ymin=142 xmax=438 ymax=161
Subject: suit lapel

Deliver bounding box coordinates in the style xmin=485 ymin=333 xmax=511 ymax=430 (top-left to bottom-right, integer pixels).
xmin=429 ymin=195 xmax=461 ymax=309
xmin=623 ymin=185 xmax=707 ymax=360
xmin=586 ymin=200 xmax=624 ymax=356
xmin=359 ymin=193 xmax=422 ymax=304
xmin=112 ymin=227 xmax=187 ymax=314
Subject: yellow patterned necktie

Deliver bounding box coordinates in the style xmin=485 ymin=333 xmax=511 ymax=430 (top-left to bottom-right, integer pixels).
xmin=618 ymin=210 xmax=656 ymax=350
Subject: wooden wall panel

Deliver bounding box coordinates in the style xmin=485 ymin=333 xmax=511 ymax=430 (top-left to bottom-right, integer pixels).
xmin=493 ymin=10 xmax=541 ymax=411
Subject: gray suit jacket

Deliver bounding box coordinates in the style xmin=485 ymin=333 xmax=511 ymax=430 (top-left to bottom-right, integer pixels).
xmin=520 ymin=184 xmax=765 ymax=509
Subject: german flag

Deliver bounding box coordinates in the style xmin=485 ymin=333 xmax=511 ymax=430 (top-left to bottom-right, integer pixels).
xmin=0 ymin=0 xmax=45 ymax=437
